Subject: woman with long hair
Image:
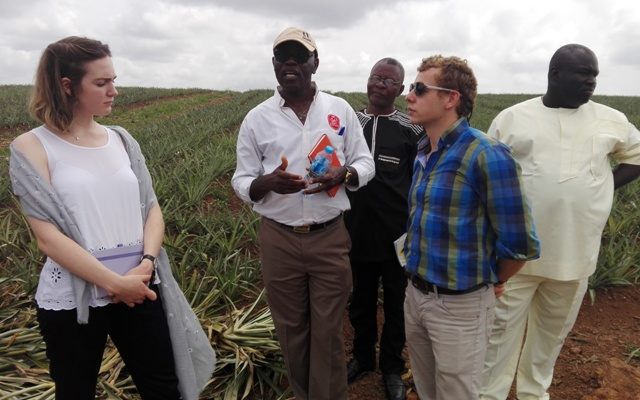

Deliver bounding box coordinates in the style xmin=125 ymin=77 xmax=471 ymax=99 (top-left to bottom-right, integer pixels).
xmin=9 ymin=36 xmax=214 ymax=400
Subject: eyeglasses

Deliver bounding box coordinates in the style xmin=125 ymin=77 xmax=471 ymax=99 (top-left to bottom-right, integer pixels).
xmin=368 ymin=75 xmax=402 ymax=87
xmin=274 ymin=47 xmax=313 ymax=64
xmin=409 ymin=82 xmax=459 ymax=97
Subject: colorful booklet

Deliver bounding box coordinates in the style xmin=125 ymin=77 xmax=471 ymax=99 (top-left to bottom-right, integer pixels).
xmin=308 ymin=134 xmax=342 ymax=197
xmin=92 ymin=243 xmax=144 ymax=298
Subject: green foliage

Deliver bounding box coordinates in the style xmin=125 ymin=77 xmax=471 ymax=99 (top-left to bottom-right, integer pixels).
xmin=0 ymin=85 xmax=211 ymax=131
xmin=0 ymin=88 xmax=279 ymax=399
xmin=1 ymin=88 xmax=640 ymax=399
xmin=590 ymin=183 xmax=640 ymax=289
xmin=110 ymin=87 xmax=210 ymax=107
xmin=472 ymin=94 xmax=539 ymax=131
xmin=627 ymin=345 xmax=640 ymax=362
xmin=0 ymin=85 xmax=34 ymax=129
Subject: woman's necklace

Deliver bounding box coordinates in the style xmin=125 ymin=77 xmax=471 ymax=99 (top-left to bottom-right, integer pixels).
xmin=61 ymin=133 xmax=81 ymax=143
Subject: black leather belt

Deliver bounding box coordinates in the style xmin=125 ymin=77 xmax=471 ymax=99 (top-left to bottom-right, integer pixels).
xmin=408 ymin=274 xmax=487 ymax=296
xmin=275 ymin=214 xmax=342 ymax=234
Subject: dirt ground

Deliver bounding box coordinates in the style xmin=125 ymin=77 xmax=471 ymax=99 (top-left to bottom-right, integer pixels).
xmin=345 ymin=285 xmax=640 ymax=400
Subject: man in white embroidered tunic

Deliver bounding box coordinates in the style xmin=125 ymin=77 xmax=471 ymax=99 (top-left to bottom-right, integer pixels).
xmin=481 ymin=44 xmax=640 ymax=400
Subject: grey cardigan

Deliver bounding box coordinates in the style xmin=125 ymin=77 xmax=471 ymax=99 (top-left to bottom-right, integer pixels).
xmin=9 ymin=126 xmax=215 ymax=399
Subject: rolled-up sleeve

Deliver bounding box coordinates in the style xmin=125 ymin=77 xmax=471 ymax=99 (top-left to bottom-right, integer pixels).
xmin=613 ymin=122 xmax=640 ymax=165
xmin=231 ymin=116 xmax=265 ymax=205
xmin=478 ymin=143 xmax=540 ymax=261
xmin=341 ymin=106 xmax=375 ymax=189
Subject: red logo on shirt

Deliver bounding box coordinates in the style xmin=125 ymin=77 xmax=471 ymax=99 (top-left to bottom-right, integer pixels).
xmin=327 ymin=114 xmax=340 ymax=130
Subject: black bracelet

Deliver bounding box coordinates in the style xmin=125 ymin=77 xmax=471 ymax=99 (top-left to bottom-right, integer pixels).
xmin=141 ymin=254 xmax=156 ymax=266
xmin=141 ymin=254 xmax=157 ymax=288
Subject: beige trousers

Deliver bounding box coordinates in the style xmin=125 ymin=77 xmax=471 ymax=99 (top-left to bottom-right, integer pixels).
xmin=259 ymin=217 xmax=352 ymax=400
xmin=405 ymin=282 xmax=496 ymax=400
xmin=481 ymin=274 xmax=588 ymax=400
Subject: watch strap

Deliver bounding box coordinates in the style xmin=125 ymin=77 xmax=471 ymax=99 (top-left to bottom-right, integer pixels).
xmin=141 ymin=254 xmax=157 ymax=266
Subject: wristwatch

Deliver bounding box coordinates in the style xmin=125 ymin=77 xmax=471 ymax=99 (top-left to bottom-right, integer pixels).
xmin=344 ymin=166 xmax=354 ymax=185
xmin=141 ymin=254 xmax=157 ymax=287
xmin=141 ymin=254 xmax=157 ymax=266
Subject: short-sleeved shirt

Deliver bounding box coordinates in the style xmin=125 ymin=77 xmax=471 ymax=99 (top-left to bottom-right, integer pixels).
xmin=489 ymin=97 xmax=640 ymax=280
xmin=405 ymin=118 xmax=540 ymax=290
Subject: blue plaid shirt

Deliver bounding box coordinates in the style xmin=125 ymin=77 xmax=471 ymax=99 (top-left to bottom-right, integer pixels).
xmin=404 ymin=118 xmax=539 ymax=290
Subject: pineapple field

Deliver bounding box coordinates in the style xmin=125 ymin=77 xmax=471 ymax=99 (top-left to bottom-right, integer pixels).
xmin=1 ymin=85 xmax=639 ymax=399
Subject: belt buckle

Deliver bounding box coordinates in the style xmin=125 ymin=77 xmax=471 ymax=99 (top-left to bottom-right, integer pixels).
xmin=293 ymin=225 xmax=311 ymax=234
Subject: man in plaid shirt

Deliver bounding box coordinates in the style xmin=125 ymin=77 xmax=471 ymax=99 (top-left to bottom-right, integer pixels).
xmin=403 ymin=55 xmax=540 ymax=400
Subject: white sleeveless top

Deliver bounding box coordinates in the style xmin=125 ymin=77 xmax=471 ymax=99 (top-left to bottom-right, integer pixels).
xmin=32 ymin=125 xmax=144 ymax=310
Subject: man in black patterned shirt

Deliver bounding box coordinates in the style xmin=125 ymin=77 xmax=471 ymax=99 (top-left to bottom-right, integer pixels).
xmin=345 ymin=58 xmax=423 ymax=400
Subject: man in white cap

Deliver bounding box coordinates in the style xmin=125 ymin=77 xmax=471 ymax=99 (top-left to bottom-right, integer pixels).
xmin=232 ymin=27 xmax=374 ymax=400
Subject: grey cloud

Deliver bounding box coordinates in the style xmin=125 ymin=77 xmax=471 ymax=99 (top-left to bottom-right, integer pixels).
xmin=0 ymin=46 xmax=39 ymax=85
xmin=610 ymin=46 xmax=640 ymax=67
xmin=606 ymin=12 xmax=640 ymax=67
xmin=159 ymin=0 xmax=400 ymax=28
xmin=0 ymin=0 xmax=48 ymax=19
xmin=1 ymin=0 xmax=639 ymax=94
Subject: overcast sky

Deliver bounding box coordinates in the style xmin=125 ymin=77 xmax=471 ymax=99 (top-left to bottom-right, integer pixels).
xmin=1 ymin=0 xmax=639 ymax=95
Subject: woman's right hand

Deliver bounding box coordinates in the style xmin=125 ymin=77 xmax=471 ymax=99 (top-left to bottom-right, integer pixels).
xmin=109 ymin=274 xmax=157 ymax=307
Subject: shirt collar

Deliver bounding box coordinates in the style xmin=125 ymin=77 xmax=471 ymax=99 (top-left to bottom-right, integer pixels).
xmin=275 ymin=82 xmax=318 ymax=107
xmin=439 ymin=117 xmax=468 ymax=147
xmin=361 ymin=108 xmax=398 ymax=118
xmin=417 ymin=117 xmax=469 ymax=154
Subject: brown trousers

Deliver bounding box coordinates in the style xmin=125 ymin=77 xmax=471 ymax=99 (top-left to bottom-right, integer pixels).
xmin=259 ymin=216 xmax=352 ymax=400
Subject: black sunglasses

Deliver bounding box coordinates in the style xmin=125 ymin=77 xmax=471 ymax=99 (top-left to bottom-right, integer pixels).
xmin=409 ymin=82 xmax=459 ymax=97
xmin=274 ymin=47 xmax=313 ymax=64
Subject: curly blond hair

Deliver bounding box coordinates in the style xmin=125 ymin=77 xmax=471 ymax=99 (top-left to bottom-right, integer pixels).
xmin=418 ymin=55 xmax=477 ymax=118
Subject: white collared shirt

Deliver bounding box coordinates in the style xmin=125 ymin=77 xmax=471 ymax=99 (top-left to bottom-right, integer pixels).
xmin=489 ymin=97 xmax=640 ymax=280
xmin=232 ymin=87 xmax=375 ymax=226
